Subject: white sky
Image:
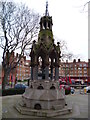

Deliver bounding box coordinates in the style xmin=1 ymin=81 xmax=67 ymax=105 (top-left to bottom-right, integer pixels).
xmin=89 ymin=2 xmax=90 ymax=59
xmin=0 ymin=0 xmax=88 ymax=63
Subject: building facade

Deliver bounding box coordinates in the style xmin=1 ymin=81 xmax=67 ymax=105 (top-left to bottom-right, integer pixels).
xmin=2 ymin=51 xmax=90 ymax=84
xmin=2 ymin=52 xmax=30 ymax=85
xmin=16 ymin=54 xmax=30 ymax=81
xmin=59 ymin=59 xmax=90 ymax=82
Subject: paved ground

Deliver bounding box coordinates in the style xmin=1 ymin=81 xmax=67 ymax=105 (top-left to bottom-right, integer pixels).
xmin=0 ymin=96 xmax=2 ymax=120
xmin=1 ymin=89 xmax=89 ymax=119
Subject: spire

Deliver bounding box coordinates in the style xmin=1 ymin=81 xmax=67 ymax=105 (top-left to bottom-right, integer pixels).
xmin=45 ymin=1 xmax=49 ymax=16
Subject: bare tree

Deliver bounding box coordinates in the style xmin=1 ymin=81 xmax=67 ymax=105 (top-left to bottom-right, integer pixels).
xmin=0 ymin=1 xmax=40 ymax=89
xmin=54 ymin=35 xmax=83 ymax=62
xmin=83 ymin=1 xmax=90 ymax=10
xmin=54 ymin=36 xmax=75 ymax=61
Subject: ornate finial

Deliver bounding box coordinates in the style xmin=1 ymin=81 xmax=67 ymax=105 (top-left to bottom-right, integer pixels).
xmin=45 ymin=1 xmax=49 ymax=16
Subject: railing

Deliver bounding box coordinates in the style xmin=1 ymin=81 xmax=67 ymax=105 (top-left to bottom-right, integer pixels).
xmin=70 ymin=84 xmax=87 ymax=88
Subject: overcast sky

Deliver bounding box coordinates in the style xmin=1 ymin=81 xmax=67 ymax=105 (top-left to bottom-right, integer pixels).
xmin=0 ymin=0 xmax=88 ymax=63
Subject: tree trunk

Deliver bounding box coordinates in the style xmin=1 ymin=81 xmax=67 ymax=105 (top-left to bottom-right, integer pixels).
xmin=2 ymin=70 xmax=9 ymax=90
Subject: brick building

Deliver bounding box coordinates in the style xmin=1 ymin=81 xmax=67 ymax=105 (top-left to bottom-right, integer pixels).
xmin=16 ymin=54 xmax=30 ymax=81
xmin=2 ymin=52 xmax=30 ymax=85
xmin=59 ymin=59 xmax=90 ymax=82
xmin=2 ymin=51 xmax=90 ymax=84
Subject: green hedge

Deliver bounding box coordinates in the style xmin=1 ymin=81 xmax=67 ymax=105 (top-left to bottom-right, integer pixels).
xmin=2 ymin=88 xmax=25 ymax=96
xmin=87 ymin=90 xmax=90 ymax=93
xmin=17 ymin=79 xmax=28 ymax=82
xmin=18 ymin=80 xmax=22 ymax=82
xmin=23 ymin=79 xmax=28 ymax=82
xmin=2 ymin=88 xmax=71 ymax=96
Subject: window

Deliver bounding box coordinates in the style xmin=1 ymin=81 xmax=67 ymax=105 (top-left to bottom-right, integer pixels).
xmin=83 ymin=64 xmax=87 ymax=67
xmin=80 ymin=74 xmax=82 ymax=76
xmin=84 ymin=71 xmax=87 ymax=73
xmin=59 ymin=68 xmax=61 ymax=70
xmin=78 ymin=67 xmax=81 ymax=70
xmin=53 ymin=59 xmax=55 ymax=63
xmin=75 ymin=67 xmax=77 ymax=70
xmin=79 ymin=71 xmax=82 ymax=73
xmin=80 ymin=64 xmax=82 ymax=67
xmin=63 ymin=65 xmax=65 ymax=67
xmin=26 ymin=62 xmax=29 ymax=65
xmin=84 ymin=67 xmax=87 ymax=70
xmin=66 ymin=64 xmax=68 ymax=67
xmin=84 ymin=74 xmax=87 ymax=76
xmin=71 ymin=68 xmax=73 ymax=70
xmin=70 ymin=64 xmax=73 ymax=67
xmin=75 ymin=64 xmax=76 ymax=67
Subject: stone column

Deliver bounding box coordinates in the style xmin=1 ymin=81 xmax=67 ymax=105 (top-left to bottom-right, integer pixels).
xmin=51 ymin=59 xmax=53 ymax=80
xmin=33 ymin=66 xmax=38 ymax=80
xmin=51 ymin=67 xmax=53 ymax=80
xmin=46 ymin=21 xmax=48 ymax=29
xmin=55 ymin=67 xmax=59 ymax=80
xmin=45 ymin=55 xmax=49 ymax=80
xmin=33 ymin=56 xmax=38 ymax=80
xmin=50 ymin=23 xmax=52 ymax=30
xmin=40 ymin=23 xmax=42 ymax=30
xmin=45 ymin=66 xmax=49 ymax=80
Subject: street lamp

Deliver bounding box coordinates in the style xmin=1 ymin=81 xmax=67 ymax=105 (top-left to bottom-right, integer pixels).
xmin=78 ymin=67 xmax=81 ymax=94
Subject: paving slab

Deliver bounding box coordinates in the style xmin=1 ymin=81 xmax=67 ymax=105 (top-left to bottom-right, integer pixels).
xmin=1 ymin=93 xmax=88 ymax=119
xmin=0 ymin=97 xmax=2 ymax=120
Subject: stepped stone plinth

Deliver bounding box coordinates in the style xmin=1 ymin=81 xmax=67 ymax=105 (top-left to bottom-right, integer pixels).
xmin=15 ymin=80 xmax=72 ymax=117
xmin=22 ymin=80 xmax=65 ymax=110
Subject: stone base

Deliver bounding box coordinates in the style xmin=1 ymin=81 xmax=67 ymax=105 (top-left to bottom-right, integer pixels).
xmin=14 ymin=80 xmax=72 ymax=117
xmin=14 ymin=101 xmax=72 ymax=117
xmin=22 ymin=80 xmax=66 ymax=110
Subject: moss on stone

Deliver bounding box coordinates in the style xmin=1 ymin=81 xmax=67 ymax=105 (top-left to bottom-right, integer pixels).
xmin=38 ymin=29 xmax=53 ymax=40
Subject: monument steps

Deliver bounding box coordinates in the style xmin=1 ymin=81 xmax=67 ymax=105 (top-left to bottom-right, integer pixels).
xmin=14 ymin=101 xmax=72 ymax=117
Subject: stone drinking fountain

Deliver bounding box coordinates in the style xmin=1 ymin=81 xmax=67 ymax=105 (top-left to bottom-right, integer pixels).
xmin=15 ymin=1 xmax=72 ymax=117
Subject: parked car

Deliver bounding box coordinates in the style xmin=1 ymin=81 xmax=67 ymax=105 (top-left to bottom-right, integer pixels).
xmin=84 ymin=86 xmax=90 ymax=93
xmin=65 ymin=85 xmax=71 ymax=91
xmin=14 ymin=84 xmax=28 ymax=89
xmin=60 ymin=85 xmax=71 ymax=95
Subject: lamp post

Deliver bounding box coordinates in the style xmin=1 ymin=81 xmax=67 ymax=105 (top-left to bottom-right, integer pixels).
xmin=78 ymin=67 xmax=81 ymax=94
xmin=65 ymin=67 xmax=67 ymax=85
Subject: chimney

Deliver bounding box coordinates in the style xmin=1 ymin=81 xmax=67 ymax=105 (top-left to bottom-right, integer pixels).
xmin=16 ymin=53 xmax=18 ymax=57
xmin=66 ymin=60 xmax=68 ymax=63
xmin=78 ymin=59 xmax=80 ymax=62
xmin=73 ymin=59 xmax=76 ymax=63
xmin=24 ymin=56 xmax=26 ymax=61
xmin=88 ymin=59 xmax=90 ymax=63
xmin=12 ymin=52 xmax=14 ymax=56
